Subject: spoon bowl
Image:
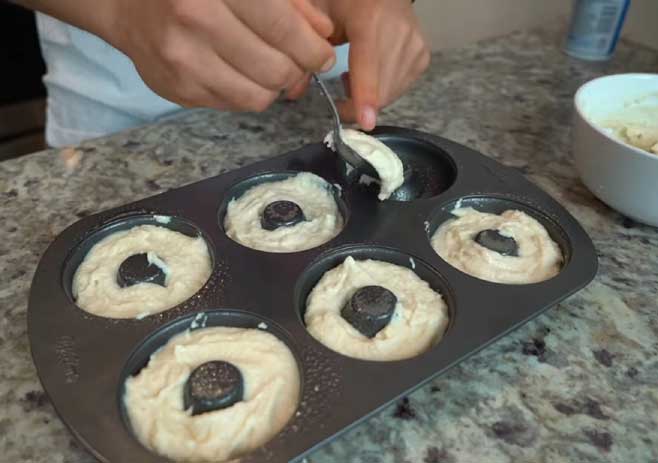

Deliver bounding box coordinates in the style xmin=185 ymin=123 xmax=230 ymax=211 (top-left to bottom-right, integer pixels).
xmin=312 ymin=74 xmax=379 ymax=178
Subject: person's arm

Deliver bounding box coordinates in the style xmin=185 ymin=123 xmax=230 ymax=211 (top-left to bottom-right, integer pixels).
xmin=12 ymin=0 xmax=336 ymax=112
xmin=13 ymin=0 xmax=115 ymax=40
xmin=299 ymin=0 xmax=431 ymax=130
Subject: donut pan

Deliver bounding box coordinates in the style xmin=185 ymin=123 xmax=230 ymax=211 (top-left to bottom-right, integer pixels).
xmin=28 ymin=126 xmax=598 ymax=463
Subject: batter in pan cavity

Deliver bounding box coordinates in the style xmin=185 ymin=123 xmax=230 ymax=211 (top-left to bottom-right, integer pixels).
xmin=72 ymin=224 xmax=211 ymax=319
xmin=431 ymin=207 xmax=562 ymax=284
xmin=224 ymin=172 xmax=342 ymax=253
xmin=324 ymin=129 xmax=404 ymax=200
xmin=304 ymin=256 xmax=449 ymax=361
xmin=124 ymin=326 xmax=300 ymax=462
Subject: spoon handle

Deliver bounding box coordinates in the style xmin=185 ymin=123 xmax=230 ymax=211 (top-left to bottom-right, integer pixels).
xmin=312 ymin=74 xmax=342 ymax=135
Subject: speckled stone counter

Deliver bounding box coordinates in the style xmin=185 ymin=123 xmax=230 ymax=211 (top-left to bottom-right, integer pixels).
xmin=1 ymin=29 xmax=658 ymax=463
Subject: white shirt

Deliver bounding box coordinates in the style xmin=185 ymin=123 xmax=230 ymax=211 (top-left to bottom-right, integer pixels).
xmin=35 ymin=14 xmax=349 ymax=147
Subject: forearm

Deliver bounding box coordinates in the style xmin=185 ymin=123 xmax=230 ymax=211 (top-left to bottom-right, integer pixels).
xmin=11 ymin=0 xmax=117 ymax=45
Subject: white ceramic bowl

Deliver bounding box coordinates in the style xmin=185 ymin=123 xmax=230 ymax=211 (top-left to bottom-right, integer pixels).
xmin=573 ymin=73 xmax=658 ymax=227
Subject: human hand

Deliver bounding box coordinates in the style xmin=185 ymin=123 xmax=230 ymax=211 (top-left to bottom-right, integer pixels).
xmin=291 ymin=0 xmax=430 ymax=131
xmin=107 ymin=0 xmax=336 ymax=111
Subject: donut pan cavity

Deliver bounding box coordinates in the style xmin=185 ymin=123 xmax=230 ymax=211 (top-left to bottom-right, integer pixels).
xmin=28 ymin=126 xmax=597 ymax=463
xmin=62 ymin=213 xmax=215 ymax=308
xmin=217 ymin=170 xmax=350 ymax=247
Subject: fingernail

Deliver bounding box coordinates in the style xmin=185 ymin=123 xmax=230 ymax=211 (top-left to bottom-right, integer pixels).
xmin=360 ymin=106 xmax=377 ymax=131
xmin=320 ymin=56 xmax=336 ymax=73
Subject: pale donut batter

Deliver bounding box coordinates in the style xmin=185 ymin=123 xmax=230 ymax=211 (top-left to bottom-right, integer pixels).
xmin=72 ymin=224 xmax=211 ymax=319
xmin=124 ymin=326 xmax=300 ymax=462
xmin=431 ymin=207 xmax=562 ymax=284
xmin=224 ymin=172 xmax=343 ymax=253
xmin=599 ymin=98 xmax=658 ymax=155
xmin=305 ymin=257 xmax=449 ymax=361
xmin=324 ymin=129 xmax=404 ymax=200
xmin=604 ymin=123 xmax=658 ymax=155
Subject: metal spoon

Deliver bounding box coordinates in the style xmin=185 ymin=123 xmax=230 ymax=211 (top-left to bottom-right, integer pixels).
xmin=312 ymin=74 xmax=379 ymax=178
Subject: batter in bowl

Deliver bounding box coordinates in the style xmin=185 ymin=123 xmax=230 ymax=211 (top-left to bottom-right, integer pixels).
xmin=324 ymin=129 xmax=404 ymax=200
xmin=431 ymin=207 xmax=562 ymax=284
xmin=224 ymin=172 xmax=343 ymax=253
xmin=124 ymin=326 xmax=300 ymax=462
xmin=598 ymin=97 xmax=658 ymax=155
xmin=72 ymin=224 xmax=212 ymax=319
xmin=603 ymin=122 xmax=658 ymax=155
xmin=304 ymin=256 xmax=449 ymax=361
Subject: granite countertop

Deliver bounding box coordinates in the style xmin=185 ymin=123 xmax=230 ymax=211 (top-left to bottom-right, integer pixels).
xmin=2 ymin=29 xmax=658 ymax=463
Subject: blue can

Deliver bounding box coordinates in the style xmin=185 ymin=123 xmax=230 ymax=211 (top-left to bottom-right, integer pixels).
xmin=564 ymin=0 xmax=631 ymax=61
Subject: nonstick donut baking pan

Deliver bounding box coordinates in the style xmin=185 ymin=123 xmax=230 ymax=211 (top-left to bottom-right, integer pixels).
xmin=28 ymin=126 xmax=598 ymax=463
